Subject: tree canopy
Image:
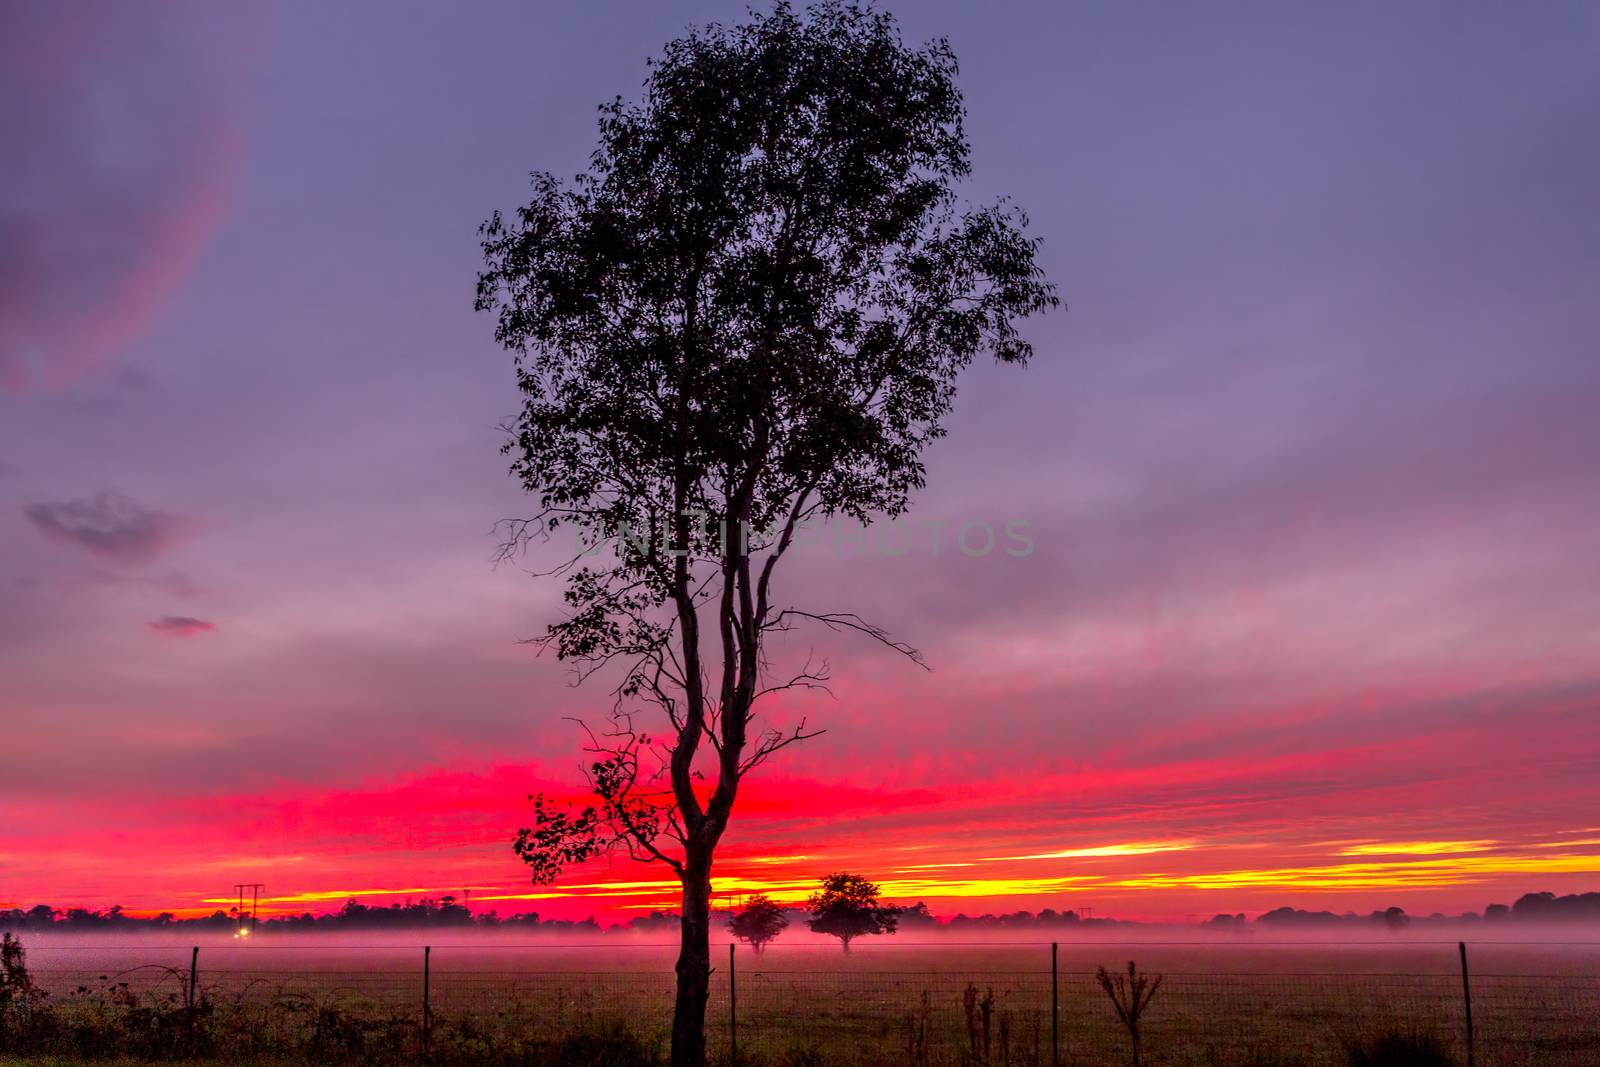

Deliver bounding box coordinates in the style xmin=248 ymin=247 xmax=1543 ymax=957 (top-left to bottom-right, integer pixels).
xmin=728 ymin=893 xmax=790 ymax=952
xmin=482 ymin=0 xmax=1056 ymax=889
xmin=478 ymin=3 xmax=1056 ymax=1063
xmin=807 ymin=872 xmax=900 ymax=951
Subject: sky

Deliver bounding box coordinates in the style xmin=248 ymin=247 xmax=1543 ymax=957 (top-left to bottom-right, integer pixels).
xmin=2 ymin=1 xmax=1599 ymax=924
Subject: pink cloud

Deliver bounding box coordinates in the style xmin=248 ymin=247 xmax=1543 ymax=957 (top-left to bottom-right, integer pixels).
xmin=148 ymin=616 xmax=217 ymax=638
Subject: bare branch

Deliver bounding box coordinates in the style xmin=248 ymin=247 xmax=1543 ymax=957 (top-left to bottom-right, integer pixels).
xmin=769 ymin=610 xmax=929 ymax=670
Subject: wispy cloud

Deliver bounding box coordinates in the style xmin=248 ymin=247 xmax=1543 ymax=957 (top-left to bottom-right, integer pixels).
xmin=24 ymin=492 xmax=185 ymax=562
xmin=985 ymin=841 xmax=1197 ymax=861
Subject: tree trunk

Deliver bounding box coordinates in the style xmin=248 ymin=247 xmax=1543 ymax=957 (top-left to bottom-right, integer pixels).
xmin=671 ymin=857 xmax=713 ymax=1067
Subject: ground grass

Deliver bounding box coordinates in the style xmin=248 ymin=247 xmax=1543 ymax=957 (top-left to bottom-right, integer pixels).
xmin=0 ymin=1060 xmax=284 ymax=1067
xmin=7 ymin=940 xmax=1598 ymax=1066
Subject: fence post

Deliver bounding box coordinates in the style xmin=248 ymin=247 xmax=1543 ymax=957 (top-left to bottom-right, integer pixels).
xmin=729 ymin=942 xmax=738 ymax=1067
xmin=1051 ymin=941 xmax=1059 ymax=1067
xmin=422 ymin=945 xmax=432 ymax=1056
xmin=187 ymin=944 xmax=200 ymax=1045
xmin=1459 ymin=941 xmax=1474 ymax=1067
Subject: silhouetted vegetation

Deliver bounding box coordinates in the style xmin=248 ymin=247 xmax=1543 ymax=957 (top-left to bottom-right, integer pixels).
xmin=0 ymin=934 xmax=43 ymax=1049
xmin=1196 ymin=892 xmax=1600 ymax=930
xmin=7 ymin=889 xmax=1598 ymax=937
xmin=478 ymin=1 xmax=1057 ymax=1062
xmin=0 ymin=898 xmax=611 ymax=935
xmin=1342 ymin=1026 xmax=1457 ymax=1067
xmin=1096 ymin=961 xmax=1162 ymax=1067
xmin=728 ymin=895 xmax=789 ymax=953
xmin=806 ymin=874 xmax=900 ymax=952
xmin=1507 ymin=891 xmax=1600 ymax=921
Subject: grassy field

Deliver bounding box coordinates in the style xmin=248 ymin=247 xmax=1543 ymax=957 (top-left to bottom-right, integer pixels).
xmin=7 ymin=939 xmax=1599 ymax=1065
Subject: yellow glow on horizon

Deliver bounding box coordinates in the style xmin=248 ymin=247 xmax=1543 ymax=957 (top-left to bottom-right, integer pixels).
xmin=1337 ymin=841 xmax=1498 ymax=856
xmin=1112 ymin=852 xmax=1600 ymax=892
xmin=987 ymin=841 xmax=1196 ymax=861
xmin=180 ymin=842 xmax=1600 ymax=916
xmin=481 ymin=873 xmax=1100 ymax=905
xmin=201 ymin=885 xmax=502 ymax=906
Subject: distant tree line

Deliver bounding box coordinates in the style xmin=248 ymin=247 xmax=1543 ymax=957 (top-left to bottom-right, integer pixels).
xmin=6 ymin=890 xmax=1597 ymax=934
xmin=0 ymin=897 xmax=606 ymax=933
xmin=1203 ymin=891 xmax=1600 ymax=929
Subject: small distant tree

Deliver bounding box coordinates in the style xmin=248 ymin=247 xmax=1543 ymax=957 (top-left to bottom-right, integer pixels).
xmin=1096 ymin=961 xmax=1162 ymax=1067
xmin=807 ymin=873 xmax=900 ymax=952
xmin=729 ymin=894 xmax=790 ymax=953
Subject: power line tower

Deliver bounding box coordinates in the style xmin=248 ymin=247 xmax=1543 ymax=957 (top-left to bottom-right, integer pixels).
xmin=233 ymin=883 xmax=264 ymax=938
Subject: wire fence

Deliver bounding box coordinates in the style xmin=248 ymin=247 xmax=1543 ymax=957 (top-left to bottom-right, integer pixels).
xmin=13 ymin=941 xmax=1600 ymax=1066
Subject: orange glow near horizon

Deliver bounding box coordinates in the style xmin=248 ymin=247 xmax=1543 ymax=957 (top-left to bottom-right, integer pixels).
xmin=99 ymin=825 xmax=1599 ymax=923
xmin=9 ymin=683 xmax=1600 ymax=924
xmin=10 ymin=738 xmax=1600 ymax=923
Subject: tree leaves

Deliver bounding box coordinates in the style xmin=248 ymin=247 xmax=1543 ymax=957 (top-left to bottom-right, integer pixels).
xmin=482 ymin=0 xmax=1057 ymax=886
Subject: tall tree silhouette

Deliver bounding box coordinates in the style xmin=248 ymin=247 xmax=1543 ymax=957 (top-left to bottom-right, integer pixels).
xmin=476 ymin=3 xmax=1056 ymax=1064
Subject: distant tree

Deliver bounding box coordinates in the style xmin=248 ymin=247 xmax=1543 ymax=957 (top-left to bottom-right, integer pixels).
xmin=1256 ymin=906 xmax=1347 ymax=927
xmin=728 ymin=894 xmax=789 ymax=953
xmin=627 ymin=910 xmax=683 ymax=934
xmin=479 ymin=3 xmax=1056 ymax=1065
xmin=807 ymin=874 xmax=900 ymax=952
xmin=1512 ymin=891 xmax=1600 ymax=921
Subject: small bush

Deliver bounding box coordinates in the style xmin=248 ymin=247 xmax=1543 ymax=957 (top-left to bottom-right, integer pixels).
xmin=1343 ymin=1026 xmax=1457 ymax=1067
xmin=547 ymin=1018 xmax=665 ymax=1067
xmin=1097 ymin=961 xmax=1163 ymax=1067
xmin=0 ymin=934 xmax=54 ymax=1053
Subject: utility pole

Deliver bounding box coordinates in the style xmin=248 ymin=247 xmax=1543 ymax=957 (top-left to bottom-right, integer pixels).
xmin=233 ymin=883 xmax=264 ymax=937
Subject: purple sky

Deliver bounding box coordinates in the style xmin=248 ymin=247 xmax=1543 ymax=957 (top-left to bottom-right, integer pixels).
xmin=3 ymin=1 xmax=1599 ymax=919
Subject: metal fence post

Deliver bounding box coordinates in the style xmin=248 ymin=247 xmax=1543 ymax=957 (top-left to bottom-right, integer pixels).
xmin=729 ymin=942 xmax=738 ymax=1067
xmin=1459 ymin=941 xmax=1474 ymax=1067
xmin=187 ymin=944 xmax=200 ymax=1045
xmin=422 ymin=945 xmax=432 ymax=1055
xmin=1051 ymin=941 xmax=1059 ymax=1067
